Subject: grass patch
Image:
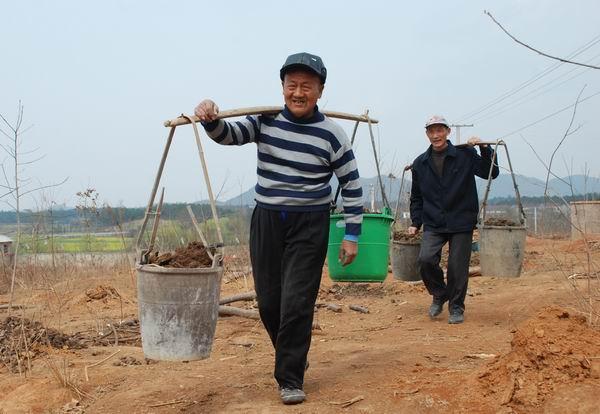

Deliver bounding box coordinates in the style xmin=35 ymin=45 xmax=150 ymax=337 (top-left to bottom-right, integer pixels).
xmin=20 ymin=235 xmax=132 ymax=253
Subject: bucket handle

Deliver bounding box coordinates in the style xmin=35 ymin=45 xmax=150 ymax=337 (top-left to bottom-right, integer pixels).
xmin=331 ymin=110 xmax=390 ymax=212
xmin=366 ymin=112 xmax=391 ymax=210
xmin=135 ymin=116 xmax=224 ymax=267
xmin=332 ymin=120 xmax=360 ymax=209
xmin=393 ymin=164 xmax=412 ymax=223
xmin=181 ymin=115 xmax=224 ymax=249
xmin=478 ymin=140 xmax=526 ymax=226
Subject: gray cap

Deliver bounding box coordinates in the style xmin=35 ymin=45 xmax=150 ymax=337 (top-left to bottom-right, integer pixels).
xmin=280 ymin=52 xmax=327 ymax=84
xmin=425 ymin=115 xmax=450 ymax=129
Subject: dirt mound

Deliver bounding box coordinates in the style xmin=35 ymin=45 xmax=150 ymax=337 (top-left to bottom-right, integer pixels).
xmin=326 ymin=283 xmax=394 ymax=299
xmin=85 ymin=285 xmax=121 ymax=301
xmin=478 ymin=306 xmax=600 ymax=410
xmin=484 ymin=217 xmax=520 ymax=227
xmin=562 ymin=238 xmax=600 ymax=253
xmin=147 ymin=241 xmax=214 ymax=268
xmin=0 ymin=316 xmax=87 ymax=373
xmin=392 ymin=232 xmax=421 ymax=244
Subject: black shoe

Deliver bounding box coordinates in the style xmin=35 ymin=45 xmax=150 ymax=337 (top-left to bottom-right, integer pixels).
xmin=428 ymin=298 xmax=445 ymax=318
xmin=448 ymin=309 xmax=464 ymax=324
xmin=280 ymin=387 xmax=306 ymax=405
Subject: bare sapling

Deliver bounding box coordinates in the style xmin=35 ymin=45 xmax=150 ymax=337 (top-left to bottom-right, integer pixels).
xmin=0 ymin=101 xmax=66 ymax=315
xmin=522 ymin=87 xmax=599 ymax=325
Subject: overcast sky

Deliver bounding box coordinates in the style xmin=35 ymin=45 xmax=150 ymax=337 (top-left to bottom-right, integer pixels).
xmin=1 ymin=0 xmax=599 ymax=210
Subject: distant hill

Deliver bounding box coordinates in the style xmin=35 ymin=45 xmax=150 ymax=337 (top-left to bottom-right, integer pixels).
xmin=223 ymin=174 xmax=600 ymax=206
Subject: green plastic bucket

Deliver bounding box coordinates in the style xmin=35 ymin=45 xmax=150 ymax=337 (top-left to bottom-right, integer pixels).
xmin=327 ymin=212 xmax=394 ymax=282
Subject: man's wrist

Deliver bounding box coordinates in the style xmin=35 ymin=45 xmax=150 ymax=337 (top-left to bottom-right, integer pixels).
xmin=200 ymin=119 xmax=220 ymax=132
xmin=343 ymin=234 xmax=359 ymax=243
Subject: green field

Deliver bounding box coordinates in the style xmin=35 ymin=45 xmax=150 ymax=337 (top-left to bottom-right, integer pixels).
xmin=14 ymin=215 xmax=247 ymax=255
xmin=20 ymin=235 xmax=132 ymax=254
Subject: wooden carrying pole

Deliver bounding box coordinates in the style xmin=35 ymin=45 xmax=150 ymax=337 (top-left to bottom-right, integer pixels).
xmin=164 ymin=106 xmax=379 ymax=127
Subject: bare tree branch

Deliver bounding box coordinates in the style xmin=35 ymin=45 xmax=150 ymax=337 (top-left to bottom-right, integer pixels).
xmin=544 ymin=86 xmax=586 ymax=197
xmin=0 ymin=142 xmax=15 ymax=157
xmin=485 ymin=11 xmax=600 ymax=70
xmin=0 ymin=189 xmax=18 ymax=198
xmin=20 ymin=146 xmax=41 ymax=156
xmin=214 ymin=170 xmax=230 ymax=202
xmin=1 ymin=163 xmax=12 ymax=191
xmin=519 ymin=134 xmax=572 ymax=189
xmin=15 ymin=123 xmax=34 ymax=137
xmin=19 ymin=177 xmax=69 ymax=198
xmin=0 ymin=114 xmax=17 ymax=134
xmin=19 ymin=154 xmax=47 ymax=165
xmin=1 ymin=199 xmax=16 ymax=210
xmin=0 ymin=127 xmax=12 ymax=140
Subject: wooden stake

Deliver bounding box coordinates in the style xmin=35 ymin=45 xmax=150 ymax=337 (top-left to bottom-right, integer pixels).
xmin=329 ymin=395 xmax=365 ymax=408
xmin=219 ymin=305 xmax=259 ymax=320
xmin=219 ymin=305 xmax=322 ymax=330
xmin=219 ymin=291 xmax=256 ymax=305
xmin=148 ymin=399 xmax=188 ymax=408
xmin=349 ymin=304 xmax=369 ymax=314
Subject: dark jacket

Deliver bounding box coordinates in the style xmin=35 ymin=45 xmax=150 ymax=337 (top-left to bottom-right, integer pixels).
xmin=410 ymin=140 xmax=499 ymax=233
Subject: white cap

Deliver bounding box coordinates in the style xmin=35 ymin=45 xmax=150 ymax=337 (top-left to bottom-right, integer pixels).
xmin=425 ymin=115 xmax=450 ymax=129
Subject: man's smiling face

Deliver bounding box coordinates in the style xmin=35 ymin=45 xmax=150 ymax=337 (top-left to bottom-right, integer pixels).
xmin=282 ymin=70 xmax=324 ymax=119
xmin=426 ymin=124 xmax=450 ymax=151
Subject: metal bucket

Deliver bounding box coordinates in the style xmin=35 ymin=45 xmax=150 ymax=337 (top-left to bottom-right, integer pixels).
xmin=390 ymin=241 xmax=421 ymax=281
xmin=136 ymin=264 xmax=223 ymax=361
xmin=479 ymin=225 xmax=527 ymax=278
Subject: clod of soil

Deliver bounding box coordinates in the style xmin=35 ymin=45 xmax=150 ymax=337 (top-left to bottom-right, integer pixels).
xmin=477 ymin=306 xmax=600 ymax=410
xmin=393 ymin=231 xmax=422 ymax=244
xmin=484 ymin=217 xmax=520 ymax=227
xmin=113 ymin=355 xmax=142 ymax=366
xmin=147 ymin=241 xmax=214 ymax=268
xmin=0 ymin=316 xmax=87 ymax=373
xmin=328 ymin=283 xmax=387 ymax=298
xmin=85 ymin=285 xmax=121 ymax=301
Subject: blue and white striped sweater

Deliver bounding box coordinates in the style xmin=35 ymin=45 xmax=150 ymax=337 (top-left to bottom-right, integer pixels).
xmin=202 ymin=106 xmax=363 ymax=236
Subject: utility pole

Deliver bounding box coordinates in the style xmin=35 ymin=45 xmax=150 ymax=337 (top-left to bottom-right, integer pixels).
xmin=449 ymin=123 xmax=474 ymax=144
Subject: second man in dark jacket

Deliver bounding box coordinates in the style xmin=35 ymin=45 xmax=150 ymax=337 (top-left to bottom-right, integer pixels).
xmin=408 ymin=115 xmax=499 ymax=324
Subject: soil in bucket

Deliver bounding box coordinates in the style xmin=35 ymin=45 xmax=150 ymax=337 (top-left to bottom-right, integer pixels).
xmin=147 ymin=241 xmax=214 ymax=268
xmin=392 ymin=231 xmax=422 ymax=244
xmin=484 ymin=217 xmax=519 ymax=227
xmin=137 ymin=241 xmax=222 ymax=361
xmin=391 ymin=231 xmax=421 ymax=281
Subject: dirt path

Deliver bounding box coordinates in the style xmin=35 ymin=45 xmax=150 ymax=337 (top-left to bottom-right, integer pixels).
xmin=1 ymin=237 xmax=599 ymax=413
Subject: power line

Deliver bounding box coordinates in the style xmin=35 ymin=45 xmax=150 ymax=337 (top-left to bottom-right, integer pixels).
xmin=500 ymin=90 xmax=600 ymax=139
xmin=457 ymin=33 xmax=600 ymax=122
xmin=472 ymin=54 xmax=600 ymax=124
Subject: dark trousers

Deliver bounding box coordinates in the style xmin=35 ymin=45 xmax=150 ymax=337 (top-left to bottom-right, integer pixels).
xmin=418 ymin=231 xmax=473 ymax=312
xmin=249 ymin=206 xmax=329 ymax=389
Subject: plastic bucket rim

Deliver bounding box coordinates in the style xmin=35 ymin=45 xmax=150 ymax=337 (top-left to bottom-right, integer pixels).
xmin=330 ymin=213 xmax=394 ymax=221
xmin=136 ymin=263 xmax=224 ymax=275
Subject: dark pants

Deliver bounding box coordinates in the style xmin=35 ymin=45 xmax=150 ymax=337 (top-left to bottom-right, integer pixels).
xmin=418 ymin=231 xmax=473 ymax=312
xmin=249 ymin=206 xmax=329 ymax=389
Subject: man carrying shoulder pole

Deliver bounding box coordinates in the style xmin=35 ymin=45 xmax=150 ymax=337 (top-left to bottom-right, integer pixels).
xmin=194 ymin=52 xmax=363 ymax=404
xmin=409 ymin=115 xmax=499 ymax=324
